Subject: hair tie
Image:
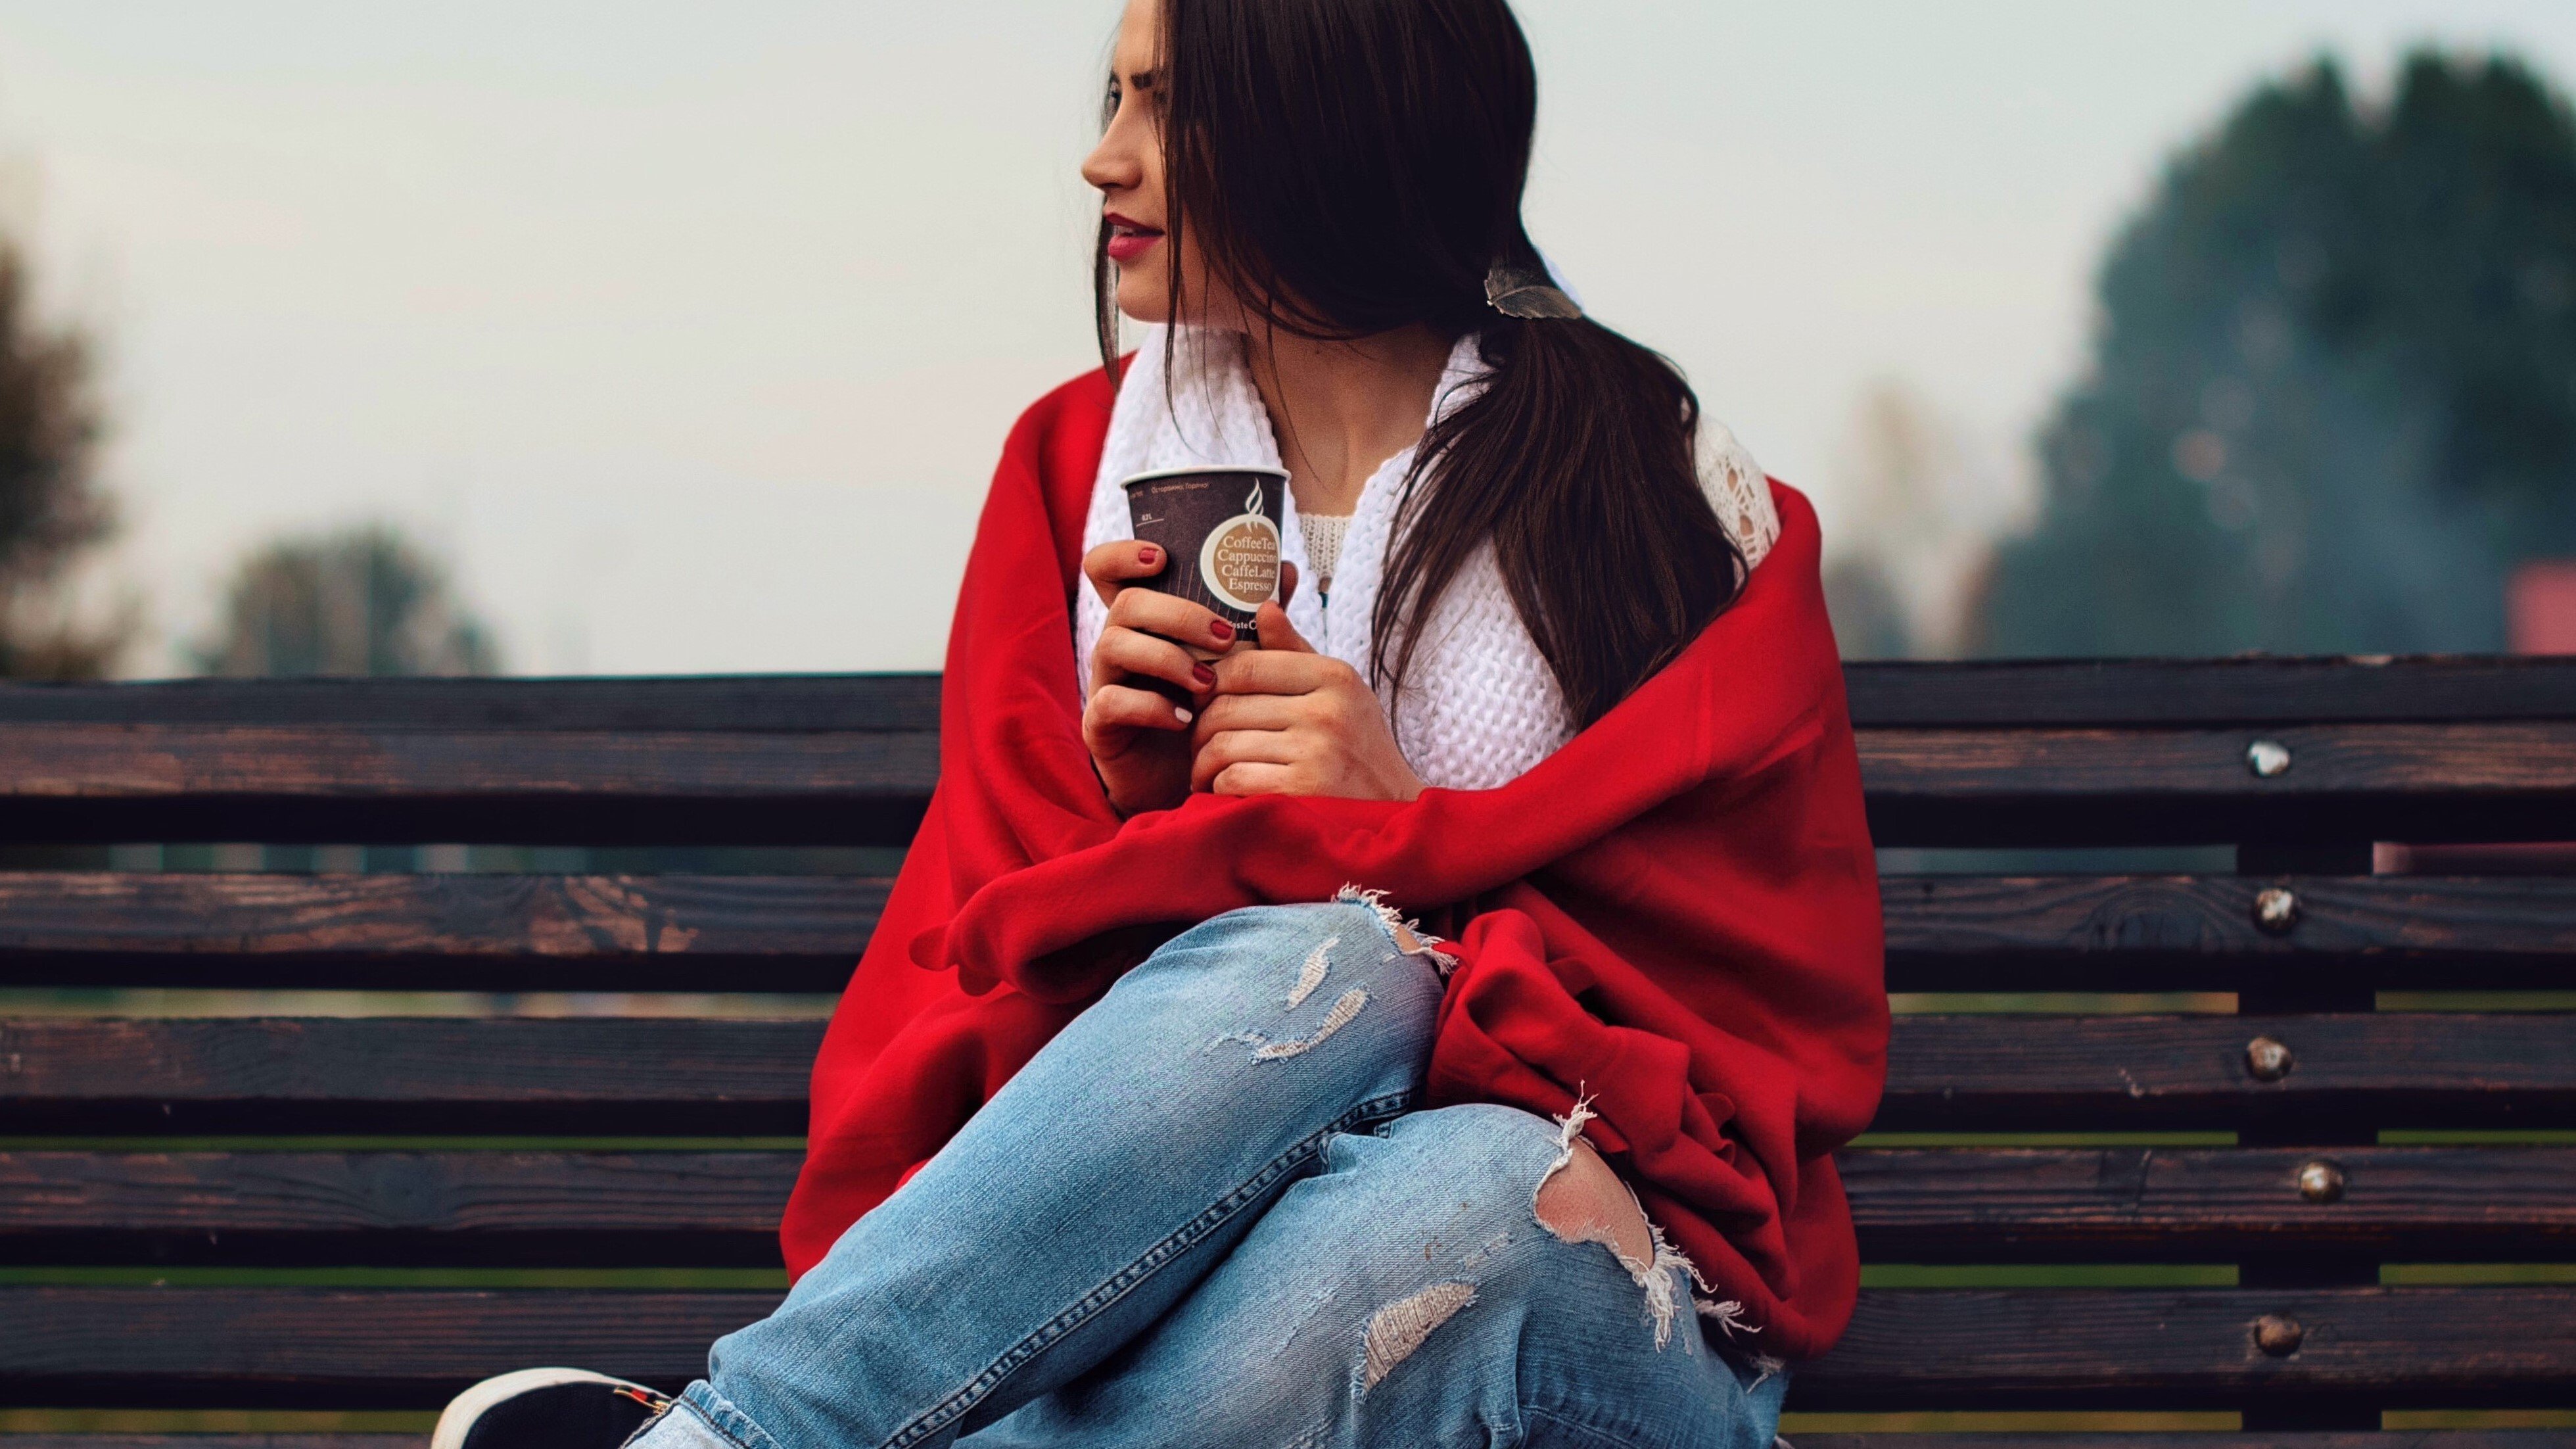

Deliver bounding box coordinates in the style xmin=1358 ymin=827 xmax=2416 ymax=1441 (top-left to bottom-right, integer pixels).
xmin=1484 ymin=261 xmax=1583 ymax=320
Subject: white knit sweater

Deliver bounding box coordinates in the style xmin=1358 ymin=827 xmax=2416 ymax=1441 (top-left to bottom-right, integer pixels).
xmin=1073 ymin=324 xmax=1779 ymax=791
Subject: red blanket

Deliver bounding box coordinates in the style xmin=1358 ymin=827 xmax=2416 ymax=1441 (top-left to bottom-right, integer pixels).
xmin=782 ymin=366 xmax=1888 ymax=1359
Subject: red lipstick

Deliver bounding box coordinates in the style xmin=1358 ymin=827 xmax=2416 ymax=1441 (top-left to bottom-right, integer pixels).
xmin=1104 ymin=210 xmax=1163 ymax=264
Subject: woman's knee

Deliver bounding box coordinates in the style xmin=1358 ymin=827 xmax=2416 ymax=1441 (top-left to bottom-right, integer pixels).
xmin=1108 ymin=899 xmax=1443 ymax=1045
xmin=1341 ymin=1105 xmax=1689 ymax=1342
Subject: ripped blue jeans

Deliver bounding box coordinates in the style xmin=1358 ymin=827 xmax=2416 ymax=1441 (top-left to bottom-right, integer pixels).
xmin=632 ymin=899 xmax=1789 ymax=1449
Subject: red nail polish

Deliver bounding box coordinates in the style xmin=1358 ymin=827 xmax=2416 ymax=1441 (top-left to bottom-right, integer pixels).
xmin=1192 ymin=663 xmax=1215 ymax=686
xmin=1137 ymin=544 xmax=1159 ymax=565
xmin=1209 ymin=619 xmax=1236 ymax=642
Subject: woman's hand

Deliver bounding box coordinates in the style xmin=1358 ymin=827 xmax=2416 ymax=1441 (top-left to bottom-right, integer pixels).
xmin=1081 ymin=540 xmax=1240 ymax=817
xmin=1190 ymin=598 xmax=1424 ymax=801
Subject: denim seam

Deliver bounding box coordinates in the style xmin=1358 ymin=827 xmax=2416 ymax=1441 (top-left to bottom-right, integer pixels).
xmin=1518 ymin=1403 xmax=1660 ymax=1449
xmin=879 ymin=1086 xmax=1417 ymax=1448
xmin=668 ymin=1389 xmax=776 ymax=1449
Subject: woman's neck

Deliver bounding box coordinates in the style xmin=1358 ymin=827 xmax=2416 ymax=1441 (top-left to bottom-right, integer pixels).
xmin=1241 ymin=323 xmax=1453 ymax=517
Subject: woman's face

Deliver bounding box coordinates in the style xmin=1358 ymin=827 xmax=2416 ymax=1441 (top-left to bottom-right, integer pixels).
xmin=1082 ymin=0 xmax=1238 ymax=329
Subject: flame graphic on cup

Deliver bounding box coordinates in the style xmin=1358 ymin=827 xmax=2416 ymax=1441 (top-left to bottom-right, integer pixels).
xmin=1243 ymin=477 xmax=1265 ymax=515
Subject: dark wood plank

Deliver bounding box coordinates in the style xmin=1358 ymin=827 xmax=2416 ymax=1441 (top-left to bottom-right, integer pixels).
xmin=0 ymin=1440 xmax=423 ymax=1449
xmin=0 ymin=874 xmax=883 ymax=993
xmin=1797 ymin=1287 xmax=2576 ymax=1410
xmin=0 ymin=1151 xmax=800 ymax=1266
xmin=1792 ymin=1423 xmax=2576 ymax=1433
xmin=7 ymin=868 xmax=2565 ymax=994
xmin=1884 ymin=874 xmax=2576 ymax=990
xmin=3 ymin=1286 xmax=2568 ymax=1410
xmin=0 ymin=1018 xmax=824 ymax=1133
xmin=1842 ymin=1147 xmax=2576 ymax=1261
xmin=11 ymin=657 xmax=2571 ymax=732
xmin=0 ymin=1286 xmax=780 ymax=1406
xmin=1862 ymin=724 xmax=2576 ymax=847
xmin=6 ymin=1013 xmax=2568 ymax=1133
xmin=0 ymin=725 xmax=937 ymax=846
xmin=1878 ymin=1013 xmax=2576 ymax=1131
xmin=1844 ymin=656 xmax=2576 ymax=727
xmin=0 ymin=674 xmax=942 ymax=732
xmin=8 ymin=1146 xmax=2573 ymax=1268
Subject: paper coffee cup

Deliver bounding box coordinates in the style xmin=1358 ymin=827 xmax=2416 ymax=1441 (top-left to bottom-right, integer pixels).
xmin=1120 ymin=465 xmax=1288 ymax=642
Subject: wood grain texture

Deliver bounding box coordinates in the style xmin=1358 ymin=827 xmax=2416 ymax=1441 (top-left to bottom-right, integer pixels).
xmin=10 ymin=1439 xmax=2568 ymax=1449
xmin=1792 ymin=1423 xmax=2576 ymax=1433
xmin=0 ymin=1018 xmax=824 ymax=1133
xmin=0 ymin=1150 xmax=799 ymax=1265
xmin=0 ymin=873 xmax=885 ymax=991
xmin=4 ymin=659 xmax=2567 ymax=730
xmin=1796 ymin=1287 xmax=2576 ymax=1410
xmin=0 ymin=724 xmax=939 ymax=846
xmin=5 ymin=1147 xmax=2572 ymax=1267
xmin=1877 ymin=1013 xmax=2576 ymax=1131
xmin=6 ymin=1014 xmax=2569 ymax=1133
xmin=1 ymin=1286 xmax=2567 ymax=1410
xmin=7 ymin=870 xmax=2573 ymax=993
xmin=1883 ymin=874 xmax=2576 ymax=989
xmin=0 ymin=1286 xmax=781 ymax=1406
xmin=0 ymin=1440 xmax=423 ymax=1449
xmin=1861 ymin=723 xmax=2576 ymax=847
xmin=0 ymin=674 xmax=944 ymax=731
xmin=0 ymin=689 xmax=2564 ymax=848
xmin=1842 ymin=657 xmax=2576 ymax=727
xmin=1842 ymin=1147 xmax=2576 ymax=1260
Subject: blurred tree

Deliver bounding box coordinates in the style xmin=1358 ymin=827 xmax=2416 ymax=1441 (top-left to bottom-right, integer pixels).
xmin=0 ymin=240 xmax=126 ymax=677
xmin=1972 ymin=52 xmax=2576 ymax=655
xmin=194 ymin=525 xmax=500 ymax=677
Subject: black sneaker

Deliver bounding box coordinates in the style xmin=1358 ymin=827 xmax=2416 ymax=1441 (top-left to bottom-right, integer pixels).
xmin=433 ymin=1367 xmax=673 ymax=1449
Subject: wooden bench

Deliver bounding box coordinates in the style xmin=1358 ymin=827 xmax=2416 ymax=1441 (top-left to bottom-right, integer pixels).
xmin=0 ymin=657 xmax=2571 ymax=1448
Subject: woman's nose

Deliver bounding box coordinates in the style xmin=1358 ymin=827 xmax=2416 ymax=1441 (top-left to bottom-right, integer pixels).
xmin=1081 ymin=131 xmax=1136 ymax=193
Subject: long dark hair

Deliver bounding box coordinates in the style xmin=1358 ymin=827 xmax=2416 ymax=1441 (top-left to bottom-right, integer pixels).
xmin=1093 ymin=0 xmax=1745 ymax=727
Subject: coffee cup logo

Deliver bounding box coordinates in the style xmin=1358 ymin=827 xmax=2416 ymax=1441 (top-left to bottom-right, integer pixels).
xmin=1197 ymin=476 xmax=1282 ymax=613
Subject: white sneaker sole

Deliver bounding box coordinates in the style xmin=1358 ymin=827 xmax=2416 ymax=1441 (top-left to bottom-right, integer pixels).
xmin=431 ymin=1366 xmax=663 ymax=1449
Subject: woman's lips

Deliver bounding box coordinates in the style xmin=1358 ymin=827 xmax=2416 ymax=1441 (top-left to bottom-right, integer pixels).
xmin=1104 ymin=215 xmax=1163 ymax=264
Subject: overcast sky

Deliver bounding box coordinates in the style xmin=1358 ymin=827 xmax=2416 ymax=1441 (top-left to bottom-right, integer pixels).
xmin=3 ymin=1 xmax=2573 ymax=676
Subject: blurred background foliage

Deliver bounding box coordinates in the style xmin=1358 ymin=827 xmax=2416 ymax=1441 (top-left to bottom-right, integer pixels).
xmin=190 ymin=525 xmax=499 ymax=678
xmin=1978 ymin=50 xmax=2576 ymax=656
xmin=1831 ymin=48 xmax=2576 ymax=660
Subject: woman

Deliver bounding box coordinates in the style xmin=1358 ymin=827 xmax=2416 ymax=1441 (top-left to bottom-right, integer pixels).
xmin=436 ymin=0 xmax=1884 ymax=1445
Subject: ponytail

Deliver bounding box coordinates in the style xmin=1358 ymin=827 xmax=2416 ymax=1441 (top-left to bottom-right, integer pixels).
xmin=1374 ymin=300 xmax=1745 ymax=727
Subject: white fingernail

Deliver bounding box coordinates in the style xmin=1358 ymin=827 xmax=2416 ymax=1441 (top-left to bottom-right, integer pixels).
xmin=1175 ymin=707 xmax=1194 ymax=723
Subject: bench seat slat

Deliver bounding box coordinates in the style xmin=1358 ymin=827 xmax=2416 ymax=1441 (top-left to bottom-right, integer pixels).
xmin=8 ymin=1439 xmax=2572 ymax=1449
xmin=3 ymin=1147 xmax=2572 ymax=1266
xmin=7 ymin=1014 xmax=2571 ymax=1133
xmin=3 ymin=872 xmax=2571 ymax=993
xmin=0 ymin=1018 xmax=824 ymax=1134
xmin=0 ymin=873 xmax=887 ymax=993
xmin=0 ymin=1286 xmax=2565 ymax=1410
xmin=1 ymin=721 xmax=2570 ymax=848
xmin=1886 ymin=874 xmax=2576 ymax=990
xmin=1792 ymin=1438 xmax=2576 ymax=1449
xmin=1863 ymin=723 xmax=2576 ymax=845
xmin=0 ymin=726 xmax=937 ymax=846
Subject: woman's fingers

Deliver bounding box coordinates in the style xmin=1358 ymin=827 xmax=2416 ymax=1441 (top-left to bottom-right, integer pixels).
xmin=1189 ymin=690 xmax=1303 ymax=739
xmin=1190 ymin=725 xmax=1298 ymax=792
xmin=1083 ymin=539 xmax=1167 ymax=606
xmin=1107 ymin=582 xmax=1238 ymax=650
xmin=1252 ymin=598 xmax=1317 ymax=654
xmin=1208 ymin=760 xmax=1299 ymax=797
xmin=1211 ymin=646 xmax=1347 ymax=696
xmin=1084 ymin=682 xmax=1196 ymax=746
xmin=1091 ymin=625 xmax=1215 ymax=698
